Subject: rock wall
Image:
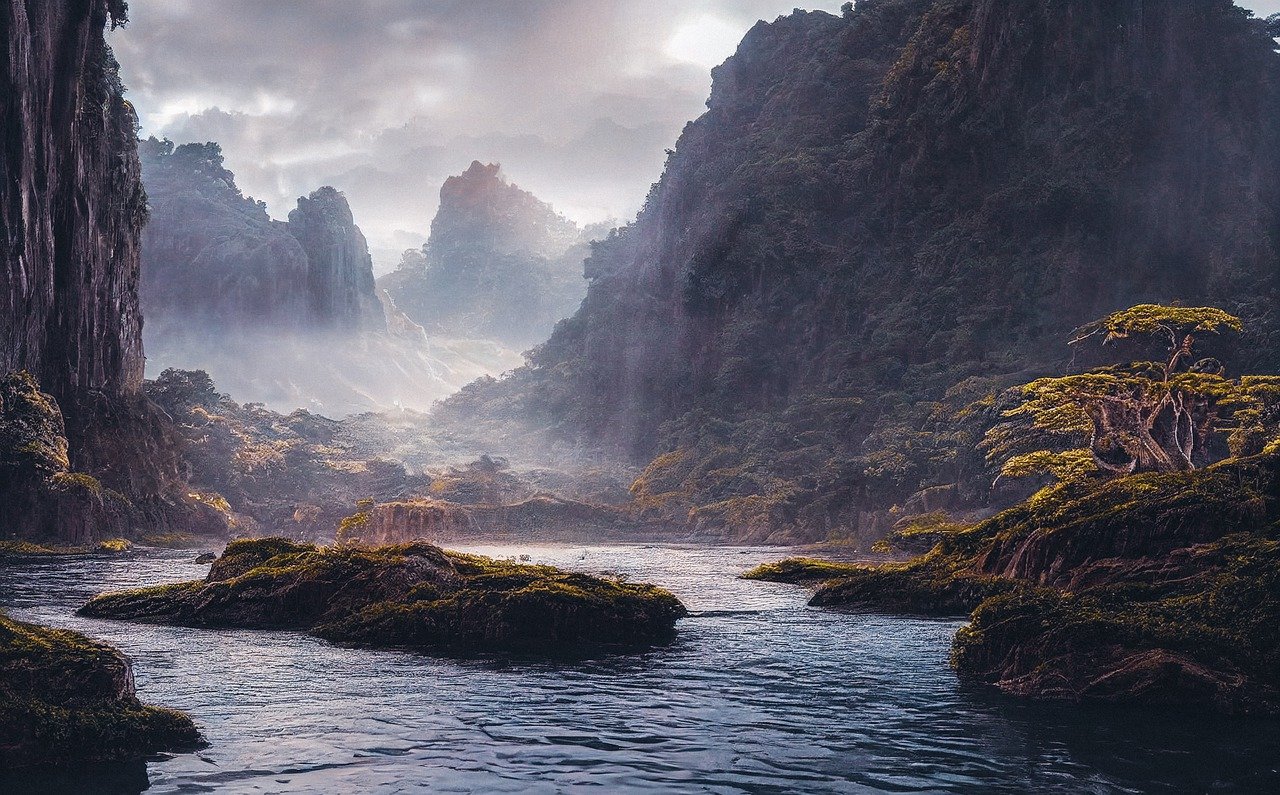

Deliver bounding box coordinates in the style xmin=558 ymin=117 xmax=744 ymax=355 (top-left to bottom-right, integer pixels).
xmin=0 ymin=0 xmax=145 ymax=420
xmin=0 ymin=1 xmax=226 ymax=542
xmin=287 ymin=186 xmax=387 ymax=333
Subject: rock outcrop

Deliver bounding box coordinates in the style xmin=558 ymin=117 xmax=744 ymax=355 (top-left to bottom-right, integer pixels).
xmin=378 ymin=161 xmax=594 ymax=348
xmin=0 ymin=610 xmax=201 ymax=770
xmin=81 ymin=537 xmax=687 ymax=654
xmin=435 ymin=0 xmax=1280 ymax=543
xmin=747 ymin=453 xmax=1280 ymax=713
xmin=286 ymin=186 xmax=387 ymax=333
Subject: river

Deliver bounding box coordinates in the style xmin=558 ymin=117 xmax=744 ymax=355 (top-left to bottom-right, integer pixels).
xmin=2 ymin=544 xmax=1278 ymax=793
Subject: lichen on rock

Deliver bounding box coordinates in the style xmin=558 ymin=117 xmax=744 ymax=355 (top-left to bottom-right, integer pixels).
xmin=0 ymin=611 xmax=201 ymax=771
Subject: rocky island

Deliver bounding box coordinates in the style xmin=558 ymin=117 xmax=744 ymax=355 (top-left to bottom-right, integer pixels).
xmin=80 ymin=538 xmax=687 ymax=654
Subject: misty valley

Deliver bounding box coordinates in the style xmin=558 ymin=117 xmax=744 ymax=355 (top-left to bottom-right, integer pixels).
xmin=5 ymin=1 xmax=1280 ymax=793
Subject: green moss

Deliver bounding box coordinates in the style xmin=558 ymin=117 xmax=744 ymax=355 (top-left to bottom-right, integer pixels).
xmin=0 ymin=611 xmax=201 ymax=768
xmin=741 ymin=557 xmax=865 ymax=583
xmin=50 ymin=472 xmax=103 ymax=497
xmin=82 ymin=537 xmax=688 ymax=654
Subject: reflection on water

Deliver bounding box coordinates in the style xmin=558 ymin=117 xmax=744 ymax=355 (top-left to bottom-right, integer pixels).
xmin=2 ymin=544 xmax=1279 ymax=793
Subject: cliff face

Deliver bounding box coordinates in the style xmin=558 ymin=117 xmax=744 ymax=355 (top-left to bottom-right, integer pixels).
xmin=378 ymin=161 xmax=592 ymax=348
xmin=287 ymin=186 xmax=387 ymax=333
xmin=438 ymin=0 xmax=1280 ymax=542
xmin=0 ymin=1 xmax=227 ymax=542
xmin=1 ymin=0 xmax=145 ymax=428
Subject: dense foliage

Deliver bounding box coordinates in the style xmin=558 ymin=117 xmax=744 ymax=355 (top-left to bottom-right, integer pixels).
xmin=990 ymin=305 xmax=1280 ymax=479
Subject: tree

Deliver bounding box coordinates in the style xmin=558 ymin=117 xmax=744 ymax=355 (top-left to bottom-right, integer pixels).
xmin=987 ymin=304 xmax=1280 ymax=479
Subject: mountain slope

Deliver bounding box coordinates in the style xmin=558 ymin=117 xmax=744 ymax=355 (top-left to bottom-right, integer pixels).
xmin=436 ymin=0 xmax=1280 ymax=542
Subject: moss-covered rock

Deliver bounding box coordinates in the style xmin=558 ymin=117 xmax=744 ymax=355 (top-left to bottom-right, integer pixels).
xmin=80 ymin=538 xmax=687 ymax=654
xmin=750 ymin=454 xmax=1280 ymax=713
xmin=0 ymin=612 xmax=200 ymax=770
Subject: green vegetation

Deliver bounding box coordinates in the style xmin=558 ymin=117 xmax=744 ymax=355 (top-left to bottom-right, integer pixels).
xmin=0 ymin=611 xmax=200 ymax=769
xmin=751 ymin=451 xmax=1280 ymax=712
xmin=990 ymin=305 xmax=1280 ymax=480
xmin=81 ymin=538 xmax=687 ymax=655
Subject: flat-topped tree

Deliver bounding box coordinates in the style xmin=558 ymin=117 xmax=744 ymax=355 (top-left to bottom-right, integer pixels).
xmin=989 ymin=305 xmax=1280 ymax=478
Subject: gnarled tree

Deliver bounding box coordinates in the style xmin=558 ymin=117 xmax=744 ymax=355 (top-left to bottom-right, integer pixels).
xmin=989 ymin=305 xmax=1280 ymax=478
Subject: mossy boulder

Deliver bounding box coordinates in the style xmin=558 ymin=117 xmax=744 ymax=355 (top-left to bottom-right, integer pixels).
xmin=748 ymin=454 xmax=1280 ymax=713
xmin=80 ymin=538 xmax=687 ymax=654
xmin=0 ymin=612 xmax=200 ymax=770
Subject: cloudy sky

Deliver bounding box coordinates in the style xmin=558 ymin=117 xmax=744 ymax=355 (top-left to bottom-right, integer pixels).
xmin=111 ymin=1 xmax=849 ymax=270
xmin=111 ymin=0 xmax=1280 ymax=272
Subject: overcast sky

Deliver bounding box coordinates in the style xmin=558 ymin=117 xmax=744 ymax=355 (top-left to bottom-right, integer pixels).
xmin=111 ymin=0 xmax=1280 ymax=272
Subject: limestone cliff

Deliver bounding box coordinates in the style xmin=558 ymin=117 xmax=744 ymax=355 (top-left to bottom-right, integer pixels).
xmin=287 ymin=186 xmax=387 ymax=333
xmin=0 ymin=1 xmax=224 ymax=542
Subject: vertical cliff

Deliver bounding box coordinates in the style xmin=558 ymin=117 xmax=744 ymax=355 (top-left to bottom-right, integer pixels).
xmin=287 ymin=186 xmax=387 ymax=333
xmin=378 ymin=161 xmax=591 ymax=348
xmin=1 ymin=1 xmax=226 ymax=542
xmin=139 ymin=138 xmax=313 ymax=329
xmin=1 ymin=0 xmax=145 ymax=418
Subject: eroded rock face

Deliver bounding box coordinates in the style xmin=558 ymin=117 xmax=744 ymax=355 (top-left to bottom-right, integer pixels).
xmin=0 ymin=2 xmax=230 ymax=543
xmin=0 ymin=610 xmax=201 ymax=770
xmin=287 ymin=186 xmax=387 ymax=333
xmin=80 ymin=538 xmax=688 ymax=654
xmin=378 ymin=161 xmax=593 ymax=348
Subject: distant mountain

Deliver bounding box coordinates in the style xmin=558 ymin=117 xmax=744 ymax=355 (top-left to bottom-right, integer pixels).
xmin=378 ymin=161 xmax=597 ymax=348
xmin=435 ymin=0 xmax=1280 ymax=542
xmin=140 ymin=138 xmax=385 ymax=334
xmin=139 ymin=141 xmax=523 ymax=416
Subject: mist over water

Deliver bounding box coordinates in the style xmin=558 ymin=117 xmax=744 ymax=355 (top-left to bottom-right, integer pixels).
xmin=4 ymin=546 xmax=1279 ymax=794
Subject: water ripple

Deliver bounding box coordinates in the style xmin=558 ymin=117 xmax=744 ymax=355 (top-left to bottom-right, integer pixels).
xmin=2 ymin=544 xmax=1279 ymax=793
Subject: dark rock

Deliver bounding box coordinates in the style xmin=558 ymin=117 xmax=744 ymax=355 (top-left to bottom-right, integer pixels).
xmin=80 ymin=537 xmax=687 ymax=654
xmin=0 ymin=610 xmax=201 ymax=770
xmin=0 ymin=1 xmax=229 ymax=545
xmin=193 ymin=553 xmax=217 ymax=564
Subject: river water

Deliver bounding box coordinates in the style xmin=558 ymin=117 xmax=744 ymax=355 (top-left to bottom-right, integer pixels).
xmin=2 ymin=544 xmax=1278 ymax=794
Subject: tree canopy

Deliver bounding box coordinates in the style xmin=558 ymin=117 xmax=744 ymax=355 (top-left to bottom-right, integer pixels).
xmin=988 ymin=305 xmax=1280 ymax=480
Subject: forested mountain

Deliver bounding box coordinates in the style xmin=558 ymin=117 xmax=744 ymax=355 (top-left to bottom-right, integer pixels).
xmin=379 ymin=161 xmax=595 ymax=348
xmin=436 ymin=0 xmax=1280 ymax=542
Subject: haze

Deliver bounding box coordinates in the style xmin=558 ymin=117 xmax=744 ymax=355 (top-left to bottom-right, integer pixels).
xmin=110 ymin=0 xmax=850 ymax=271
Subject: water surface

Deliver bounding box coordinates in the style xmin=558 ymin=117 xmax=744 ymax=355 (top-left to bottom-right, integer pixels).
xmin=2 ymin=544 xmax=1278 ymax=793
